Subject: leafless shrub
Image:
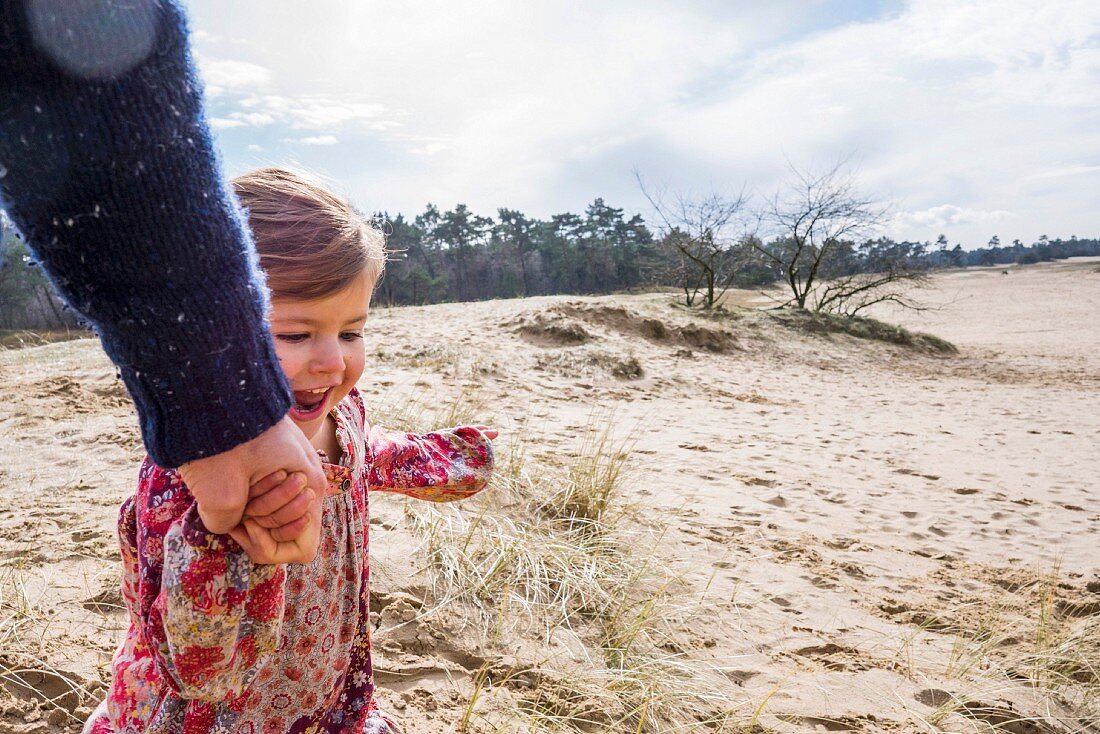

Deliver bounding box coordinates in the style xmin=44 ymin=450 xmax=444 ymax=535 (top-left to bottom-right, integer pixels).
xmin=756 ymin=161 xmax=929 ymax=315
xmin=635 ymin=172 xmax=751 ymax=309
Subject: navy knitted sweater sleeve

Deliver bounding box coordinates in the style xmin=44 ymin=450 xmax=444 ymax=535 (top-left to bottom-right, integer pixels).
xmin=0 ymin=0 xmax=291 ymax=468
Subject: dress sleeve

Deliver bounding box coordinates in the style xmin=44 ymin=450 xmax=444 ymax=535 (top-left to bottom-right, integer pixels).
xmin=117 ymin=495 xmax=142 ymax=631
xmin=366 ymin=425 xmax=494 ymax=501
xmin=134 ymin=461 xmax=285 ymax=701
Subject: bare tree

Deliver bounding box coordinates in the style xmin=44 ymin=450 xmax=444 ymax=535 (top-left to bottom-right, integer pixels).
xmin=756 ymin=162 xmax=924 ymax=313
xmin=814 ymin=268 xmax=930 ymax=316
xmin=664 ymin=231 xmax=704 ymax=306
xmin=636 ymin=172 xmax=748 ymax=308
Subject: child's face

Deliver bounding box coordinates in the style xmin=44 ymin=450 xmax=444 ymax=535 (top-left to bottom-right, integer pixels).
xmin=268 ymin=269 xmax=373 ymax=442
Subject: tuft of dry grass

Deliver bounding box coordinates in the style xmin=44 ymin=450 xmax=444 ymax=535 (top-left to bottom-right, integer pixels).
xmin=918 ymin=564 xmax=1100 ymax=732
xmin=397 ymin=405 xmax=744 ymax=732
xmin=535 ymin=415 xmax=633 ymax=529
xmin=364 ymin=381 xmax=488 ymax=435
xmin=373 ymin=344 xmax=460 ymax=373
xmin=767 ymin=308 xmax=957 ymax=353
xmin=404 ymin=415 xmax=643 ymax=638
xmin=534 ymin=348 xmax=644 ymax=380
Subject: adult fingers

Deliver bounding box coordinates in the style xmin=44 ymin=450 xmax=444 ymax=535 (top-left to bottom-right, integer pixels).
xmin=228 ymin=525 xmax=255 ymax=556
xmin=301 ymin=455 xmax=326 ymax=496
xmin=283 ymin=423 xmax=326 ymax=493
xmin=248 ymin=470 xmax=288 ymax=499
xmin=229 ymin=521 xmax=274 ymax=564
xmin=244 ymin=416 xmax=325 ymax=497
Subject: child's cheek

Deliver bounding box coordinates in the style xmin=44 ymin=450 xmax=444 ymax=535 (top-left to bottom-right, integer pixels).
xmin=347 ymin=352 xmax=366 ymax=385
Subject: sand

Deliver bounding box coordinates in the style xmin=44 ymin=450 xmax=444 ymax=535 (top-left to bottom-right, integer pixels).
xmin=0 ymin=257 xmax=1097 ymax=733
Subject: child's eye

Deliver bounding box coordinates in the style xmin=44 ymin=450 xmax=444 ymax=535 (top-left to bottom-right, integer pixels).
xmin=340 ymin=331 xmax=365 ymax=341
xmin=276 ymin=333 xmax=309 ymax=343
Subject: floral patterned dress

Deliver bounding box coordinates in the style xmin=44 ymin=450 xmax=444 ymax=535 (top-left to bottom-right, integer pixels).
xmin=87 ymin=388 xmax=494 ymax=734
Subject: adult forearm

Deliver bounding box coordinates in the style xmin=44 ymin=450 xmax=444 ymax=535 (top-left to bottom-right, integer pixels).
xmin=0 ymin=0 xmax=289 ymax=467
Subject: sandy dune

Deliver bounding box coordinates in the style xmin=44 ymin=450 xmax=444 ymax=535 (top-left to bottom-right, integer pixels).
xmin=0 ymin=258 xmax=1097 ymax=733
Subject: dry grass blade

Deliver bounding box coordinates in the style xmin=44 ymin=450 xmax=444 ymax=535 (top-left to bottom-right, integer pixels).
xmin=0 ymin=562 xmax=102 ymax=720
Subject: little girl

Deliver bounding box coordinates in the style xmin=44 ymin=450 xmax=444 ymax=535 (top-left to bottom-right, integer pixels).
xmin=86 ymin=167 xmax=496 ymax=734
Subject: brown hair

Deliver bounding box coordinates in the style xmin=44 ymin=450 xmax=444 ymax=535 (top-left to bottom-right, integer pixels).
xmin=231 ymin=167 xmax=385 ymax=301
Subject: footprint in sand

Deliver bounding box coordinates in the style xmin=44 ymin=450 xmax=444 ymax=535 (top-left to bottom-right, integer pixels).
xmin=791 ymin=643 xmax=874 ymax=673
xmin=83 ymin=586 xmax=124 ymax=614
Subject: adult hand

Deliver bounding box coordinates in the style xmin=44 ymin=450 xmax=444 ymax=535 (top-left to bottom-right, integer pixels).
xmin=179 ymin=415 xmax=325 ymax=534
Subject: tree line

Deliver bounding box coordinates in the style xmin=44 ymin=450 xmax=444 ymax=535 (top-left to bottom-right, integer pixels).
xmin=0 ymin=223 xmax=75 ymax=330
xmin=932 ymin=234 xmax=1100 ymax=267
xmin=374 ymin=199 xmax=660 ymax=307
xmin=1 ymin=189 xmax=1098 ymax=329
xmin=370 ymin=204 xmax=1099 ymax=310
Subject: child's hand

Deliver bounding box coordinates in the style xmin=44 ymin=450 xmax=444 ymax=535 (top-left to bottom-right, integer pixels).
xmin=227 ymin=471 xmax=322 ymax=565
xmin=242 ymin=470 xmax=315 ymax=539
xmin=229 ymin=494 xmax=322 ymax=565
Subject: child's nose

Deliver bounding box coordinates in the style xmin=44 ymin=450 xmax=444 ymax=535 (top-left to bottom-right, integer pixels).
xmin=311 ymin=340 xmax=345 ymax=373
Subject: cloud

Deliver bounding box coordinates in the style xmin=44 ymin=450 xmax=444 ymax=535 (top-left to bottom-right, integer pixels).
xmin=209 ymin=111 xmax=275 ymax=130
xmin=409 ymin=143 xmax=448 ymax=156
xmin=209 ymin=117 xmax=244 ymax=130
xmin=644 ymin=0 xmax=1100 ymax=244
xmin=204 ymin=88 xmax=401 ymax=137
xmin=893 ymin=205 xmax=1014 ymax=234
xmin=239 ymin=95 xmax=396 ymax=131
xmin=196 ymin=54 xmax=400 ymax=140
xmin=190 ymin=0 xmax=1100 ymax=245
xmin=285 ymin=135 xmax=339 ymax=146
xmin=1023 ymin=165 xmax=1100 ymax=182
xmin=195 ymin=55 xmax=272 ymax=97
xmin=231 ymin=112 xmax=276 ymax=126
xmin=347 ymin=2 xmax=749 ymax=211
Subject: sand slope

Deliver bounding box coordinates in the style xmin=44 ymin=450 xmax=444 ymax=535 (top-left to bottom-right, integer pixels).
xmin=0 ymin=258 xmax=1097 ymax=733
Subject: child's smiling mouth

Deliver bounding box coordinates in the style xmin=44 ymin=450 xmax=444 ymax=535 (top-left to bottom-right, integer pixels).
xmin=290 ymin=386 xmax=333 ymax=421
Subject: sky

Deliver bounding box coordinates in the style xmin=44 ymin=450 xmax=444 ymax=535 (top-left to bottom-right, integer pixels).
xmin=187 ymin=0 xmax=1100 ymax=249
